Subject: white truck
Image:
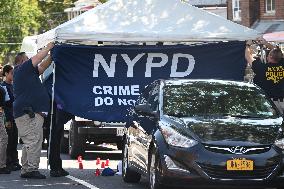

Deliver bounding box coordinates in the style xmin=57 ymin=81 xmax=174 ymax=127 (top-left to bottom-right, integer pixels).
xmin=62 ymin=118 xmax=124 ymax=159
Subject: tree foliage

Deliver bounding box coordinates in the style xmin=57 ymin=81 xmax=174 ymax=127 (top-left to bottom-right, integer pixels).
xmin=38 ymin=0 xmax=77 ymax=33
xmin=0 ymin=0 xmax=41 ymax=64
xmin=0 ymin=0 xmax=107 ymax=65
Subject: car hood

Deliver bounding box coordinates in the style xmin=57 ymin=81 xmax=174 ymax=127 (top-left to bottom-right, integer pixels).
xmin=169 ymin=116 xmax=283 ymax=145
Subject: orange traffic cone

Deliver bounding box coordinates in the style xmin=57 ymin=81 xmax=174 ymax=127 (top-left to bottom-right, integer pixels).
xmin=105 ymin=159 xmax=110 ymax=167
xmin=96 ymin=157 xmax=100 ymax=165
xmin=95 ymin=168 xmax=100 ymax=176
xmin=78 ymin=155 xmax=83 ymax=169
xmin=101 ymin=161 xmax=105 ymax=169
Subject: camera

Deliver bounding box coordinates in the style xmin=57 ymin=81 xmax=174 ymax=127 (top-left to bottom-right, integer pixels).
xmin=23 ymin=107 xmax=35 ymax=118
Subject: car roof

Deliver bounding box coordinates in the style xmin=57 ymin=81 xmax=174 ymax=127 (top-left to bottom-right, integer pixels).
xmin=163 ymin=79 xmax=256 ymax=88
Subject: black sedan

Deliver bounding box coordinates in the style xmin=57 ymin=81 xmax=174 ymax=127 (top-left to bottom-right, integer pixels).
xmin=122 ymin=79 xmax=284 ymax=189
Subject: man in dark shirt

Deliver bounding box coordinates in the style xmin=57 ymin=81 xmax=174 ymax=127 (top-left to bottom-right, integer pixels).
xmin=245 ymin=38 xmax=284 ymax=114
xmin=13 ymin=42 xmax=54 ymax=179
xmin=2 ymin=65 xmax=21 ymax=171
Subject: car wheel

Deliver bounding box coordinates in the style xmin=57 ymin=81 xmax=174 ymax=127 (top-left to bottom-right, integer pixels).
xmin=122 ymin=140 xmax=141 ymax=183
xmin=148 ymin=148 xmax=163 ymax=189
xmin=69 ymin=121 xmax=85 ymax=159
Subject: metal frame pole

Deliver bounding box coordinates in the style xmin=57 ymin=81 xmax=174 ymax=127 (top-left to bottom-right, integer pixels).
xmin=47 ymin=61 xmax=56 ymax=170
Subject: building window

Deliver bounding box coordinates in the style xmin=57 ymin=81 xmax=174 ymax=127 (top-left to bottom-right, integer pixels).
xmin=266 ymin=0 xmax=275 ymax=13
xmin=232 ymin=0 xmax=241 ymax=21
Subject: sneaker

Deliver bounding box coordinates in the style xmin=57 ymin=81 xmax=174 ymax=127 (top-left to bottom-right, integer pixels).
xmin=9 ymin=163 xmax=22 ymax=171
xmin=20 ymin=171 xmax=46 ymax=179
xmin=50 ymin=169 xmax=69 ymax=177
xmin=0 ymin=167 xmax=11 ymax=174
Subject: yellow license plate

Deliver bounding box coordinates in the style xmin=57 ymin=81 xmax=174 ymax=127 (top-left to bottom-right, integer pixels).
xmin=226 ymin=158 xmax=253 ymax=171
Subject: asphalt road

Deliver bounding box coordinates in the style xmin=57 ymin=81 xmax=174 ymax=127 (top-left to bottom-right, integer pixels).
xmin=0 ymin=144 xmax=149 ymax=189
xmin=0 ymin=144 xmax=279 ymax=189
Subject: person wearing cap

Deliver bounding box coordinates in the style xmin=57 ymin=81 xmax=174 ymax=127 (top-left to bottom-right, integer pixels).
xmin=2 ymin=64 xmax=22 ymax=171
xmin=245 ymin=37 xmax=284 ymax=114
xmin=13 ymin=42 xmax=54 ymax=179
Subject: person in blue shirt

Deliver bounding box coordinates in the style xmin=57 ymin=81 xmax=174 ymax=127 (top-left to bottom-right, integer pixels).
xmin=13 ymin=42 xmax=54 ymax=179
xmin=2 ymin=64 xmax=22 ymax=171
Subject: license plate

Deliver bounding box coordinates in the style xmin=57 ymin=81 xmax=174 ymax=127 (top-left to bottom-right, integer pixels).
xmin=116 ymin=128 xmax=124 ymax=136
xmin=226 ymin=158 xmax=253 ymax=171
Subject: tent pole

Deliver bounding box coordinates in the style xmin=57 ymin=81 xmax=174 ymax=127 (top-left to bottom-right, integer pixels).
xmin=47 ymin=60 xmax=56 ymax=170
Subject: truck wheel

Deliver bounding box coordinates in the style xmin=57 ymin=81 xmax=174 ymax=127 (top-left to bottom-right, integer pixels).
xmin=60 ymin=131 xmax=69 ymax=154
xmin=122 ymin=140 xmax=141 ymax=183
xmin=69 ymin=121 xmax=85 ymax=159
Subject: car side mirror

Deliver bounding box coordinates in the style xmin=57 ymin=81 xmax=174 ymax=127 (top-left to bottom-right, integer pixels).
xmin=134 ymin=104 xmax=157 ymax=117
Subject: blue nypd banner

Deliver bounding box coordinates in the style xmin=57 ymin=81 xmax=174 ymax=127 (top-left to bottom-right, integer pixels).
xmin=51 ymin=41 xmax=246 ymax=121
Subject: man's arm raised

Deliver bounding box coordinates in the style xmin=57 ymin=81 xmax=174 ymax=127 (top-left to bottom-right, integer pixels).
xmin=245 ymin=43 xmax=255 ymax=66
xmin=38 ymin=55 xmax=52 ymax=75
xmin=31 ymin=42 xmax=54 ymax=68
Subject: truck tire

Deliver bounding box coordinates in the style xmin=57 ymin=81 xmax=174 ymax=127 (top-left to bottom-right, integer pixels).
xmin=69 ymin=120 xmax=85 ymax=159
xmin=60 ymin=131 xmax=69 ymax=154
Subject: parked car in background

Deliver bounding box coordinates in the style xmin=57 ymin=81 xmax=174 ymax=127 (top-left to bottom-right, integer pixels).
xmin=122 ymin=79 xmax=284 ymax=189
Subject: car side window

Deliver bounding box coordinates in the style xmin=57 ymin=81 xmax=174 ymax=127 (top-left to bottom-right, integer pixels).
xmin=148 ymin=84 xmax=159 ymax=112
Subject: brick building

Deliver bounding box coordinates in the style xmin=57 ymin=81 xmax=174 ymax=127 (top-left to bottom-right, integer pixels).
xmin=227 ymin=0 xmax=284 ymax=33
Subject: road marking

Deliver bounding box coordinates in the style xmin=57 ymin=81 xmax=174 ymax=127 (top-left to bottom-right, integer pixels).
xmin=66 ymin=175 xmax=99 ymax=189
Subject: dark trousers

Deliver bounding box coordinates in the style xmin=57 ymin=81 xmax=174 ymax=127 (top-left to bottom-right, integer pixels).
xmin=42 ymin=114 xmax=52 ymax=149
xmin=6 ymin=121 xmax=19 ymax=166
xmin=49 ymin=109 xmax=74 ymax=170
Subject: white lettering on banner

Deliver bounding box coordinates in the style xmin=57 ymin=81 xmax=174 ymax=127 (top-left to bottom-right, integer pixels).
xmin=93 ymin=53 xmax=196 ymax=78
xmin=94 ymin=97 xmax=114 ymax=107
xmin=145 ymin=53 xmax=168 ymax=77
xmin=122 ymin=53 xmax=145 ymax=77
xmin=93 ymin=54 xmax=117 ymax=77
xmin=94 ymin=97 xmax=137 ymax=107
xmin=104 ymin=97 xmax=113 ymax=105
xmin=93 ymin=86 xmax=102 ymax=94
xmin=93 ymin=85 xmax=140 ymax=95
xmin=94 ymin=97 xmax=103 ymax=106
xmin=93 ymin=85 xmax=139 ymax=107
xmin=118 ymin=98 xmax=136 ymax=106
xmin=170 ymin=53 xmax=195 ymax=77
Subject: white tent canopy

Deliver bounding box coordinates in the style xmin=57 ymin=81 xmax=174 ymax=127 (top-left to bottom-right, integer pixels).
xmin=37 ymin=0 xmax=262 ymax=48
xmin=21 ymin=35 xmax=38 ymax=58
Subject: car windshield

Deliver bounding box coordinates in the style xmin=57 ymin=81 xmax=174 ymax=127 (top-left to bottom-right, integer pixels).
xmin=163 ymin=82 xmax=278 ymax=118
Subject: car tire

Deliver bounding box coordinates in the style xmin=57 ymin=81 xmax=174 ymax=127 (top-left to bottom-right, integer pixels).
xmin=69 ymin=121 xmax=85 ymax=159
xmin=122 ymin=139 xmax=141 ymax=183
xmin=148 ymin=148 xmax=163 ymax=189
xmin=60 ymin=131 xmax=69 ymax=154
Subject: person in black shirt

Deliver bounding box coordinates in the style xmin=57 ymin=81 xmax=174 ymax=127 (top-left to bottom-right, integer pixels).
xmin=2 ymin=65 xmax=21 ymax=171
xmin=245 ymin=37 xmax=284 ymax=114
